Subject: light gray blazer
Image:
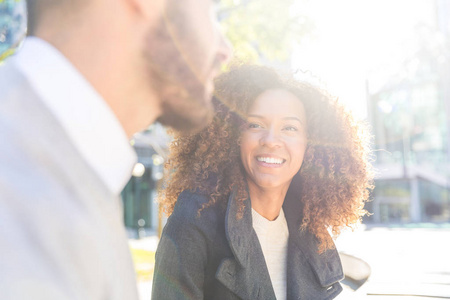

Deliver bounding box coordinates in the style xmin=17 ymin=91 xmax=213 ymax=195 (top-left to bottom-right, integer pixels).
xmin=0 ymin=61 xmax=139 ymax=300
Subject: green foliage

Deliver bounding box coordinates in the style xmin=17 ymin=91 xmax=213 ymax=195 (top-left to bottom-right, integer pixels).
xmin=0 ymin=48 xmax=15 ymax=62
xmin=0 ymin=0 xmax=27 ymax=62
xmin=218 ymin=0 xmax=314 ymax=64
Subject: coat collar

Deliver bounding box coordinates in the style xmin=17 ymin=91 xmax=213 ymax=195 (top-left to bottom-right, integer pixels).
xmin=216 ymin=188 xmax=276 ymax=299
xmin=216 ymin=187 xmax=344 ymax=300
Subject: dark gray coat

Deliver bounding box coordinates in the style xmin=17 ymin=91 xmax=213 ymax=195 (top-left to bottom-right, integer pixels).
xmin=152 ymin=188 xmax=343 ymax=300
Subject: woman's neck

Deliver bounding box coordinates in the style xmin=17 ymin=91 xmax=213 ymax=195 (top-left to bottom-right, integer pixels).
xmin=247 ymin=182 xmax=289 ymax=221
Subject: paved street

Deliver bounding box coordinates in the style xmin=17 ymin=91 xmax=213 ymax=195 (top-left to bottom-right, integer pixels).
xmin=136 ymin=225 xmax=450 ymax=299
xmin=336 ymin=225 xmax=450 ymax=299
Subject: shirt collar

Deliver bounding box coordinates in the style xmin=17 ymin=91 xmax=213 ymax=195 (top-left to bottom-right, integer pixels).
xmin=251 ymin=207 xmax=287 ymax=230
xmin=12 ymin=37 xmax=137 ymax=195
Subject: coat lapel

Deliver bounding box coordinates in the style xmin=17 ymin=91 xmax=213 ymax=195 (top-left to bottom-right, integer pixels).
xmin=216 ymin=189 xmax=276 ymax=300
xmin=216 ymin=184 xmax=344 ymax=300
xmin=283 ymin=186 xmax=344 ymax=299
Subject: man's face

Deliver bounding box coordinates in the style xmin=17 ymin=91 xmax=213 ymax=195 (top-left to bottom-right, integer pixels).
xmin=145 ymin=0 xmax=231 ymax=133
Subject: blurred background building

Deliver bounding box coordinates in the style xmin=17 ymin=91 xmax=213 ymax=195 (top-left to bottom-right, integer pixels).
xmin=364 ymin=0 xmax=450 ymax=224
xmin=121 ymin=124 xmax=168 ymax=238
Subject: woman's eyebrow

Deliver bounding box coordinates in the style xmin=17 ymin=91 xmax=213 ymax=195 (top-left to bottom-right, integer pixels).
xmin=247 ymin=114 xmax=264 ymax=119
xmin=283 ymin=116 xmax=302 ymax=122
xmin=247 ymin=115 xmax=304 ymax=125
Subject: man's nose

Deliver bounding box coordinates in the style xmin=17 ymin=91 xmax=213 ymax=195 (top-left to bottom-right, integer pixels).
xmin=216 ymin=28 xmax=232 ymax=65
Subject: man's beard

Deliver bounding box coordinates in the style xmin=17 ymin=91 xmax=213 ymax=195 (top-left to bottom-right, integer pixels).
xmin=145 ymin=18 xmax=217 ymax=134
xmin=156 ymin=85 xmax=214 ymax=134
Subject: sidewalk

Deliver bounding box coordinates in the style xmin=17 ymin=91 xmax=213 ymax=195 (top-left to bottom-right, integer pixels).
xmin=129 ymin=235 xmax=159 ymax=300
xmin=335 ymin=226 xmax=450 ymax=299
xmin=130 ymin=226 xmax=450 ymax=299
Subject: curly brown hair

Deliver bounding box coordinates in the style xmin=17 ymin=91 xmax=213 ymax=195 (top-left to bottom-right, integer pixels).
xmin=159 ymin=64 xmax=374 ymax=253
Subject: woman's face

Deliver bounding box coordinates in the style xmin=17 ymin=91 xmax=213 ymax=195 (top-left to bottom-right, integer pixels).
xmin=240 ymin=89 xmax=308 ymax=192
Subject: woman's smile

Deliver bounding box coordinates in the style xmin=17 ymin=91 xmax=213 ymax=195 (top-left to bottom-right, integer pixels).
xmin=255 ymin=155 xmax=286 ymax=166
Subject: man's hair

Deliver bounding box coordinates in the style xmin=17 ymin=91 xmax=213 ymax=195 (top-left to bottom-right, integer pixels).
xmin=26 ymin=0 xmax=76 ymax=36
xmin=26 ymin=0 xmax=37 ymax=35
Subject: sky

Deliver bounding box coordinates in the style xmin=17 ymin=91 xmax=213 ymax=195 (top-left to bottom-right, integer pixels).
xmin=290 ymin=0 xmax=437 ymax=119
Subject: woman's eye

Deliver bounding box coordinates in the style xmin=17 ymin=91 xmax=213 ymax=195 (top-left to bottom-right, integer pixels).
xmin=283 ymin=125 xmax=298 ymax=131
xmin=248 ymin=123 xmax=262 ymax=129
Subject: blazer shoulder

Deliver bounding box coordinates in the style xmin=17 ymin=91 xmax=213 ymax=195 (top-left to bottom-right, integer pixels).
xmin=174 ymin=190 xmax=224 ymax=217
xmin=0 ymin=60 xmax=30 ymax=100
xmin=168 ymin=190 xmax=226 ymax=239
xmin=176 ymin=189 xmax=210 ymax=207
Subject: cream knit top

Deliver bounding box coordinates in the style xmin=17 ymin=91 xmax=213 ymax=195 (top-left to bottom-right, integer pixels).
xmin=252 ymin=208 xmax=289 ymax=300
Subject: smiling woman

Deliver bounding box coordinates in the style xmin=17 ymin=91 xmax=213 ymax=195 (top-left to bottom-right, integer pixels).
xmin=240 ymin=89 xmax=308 ymax=221
xmin=153 ymin=64 xmax=374 ymax=300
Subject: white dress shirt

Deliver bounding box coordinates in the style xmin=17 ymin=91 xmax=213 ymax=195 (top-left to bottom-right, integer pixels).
xmin=12 ymin=37 xmax=137 ymax=195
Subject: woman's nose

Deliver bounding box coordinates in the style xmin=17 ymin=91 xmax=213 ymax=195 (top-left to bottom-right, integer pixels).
xmin=259 ymin=129 xmax=282 ymax=148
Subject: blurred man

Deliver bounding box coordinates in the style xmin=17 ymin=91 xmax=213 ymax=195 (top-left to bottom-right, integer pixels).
xmin=0 ymin=0 xmax=230 ymax=299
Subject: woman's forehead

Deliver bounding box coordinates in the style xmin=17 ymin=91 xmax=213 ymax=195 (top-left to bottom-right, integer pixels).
xmin=247 ymin=89 xmax=305 ymax=118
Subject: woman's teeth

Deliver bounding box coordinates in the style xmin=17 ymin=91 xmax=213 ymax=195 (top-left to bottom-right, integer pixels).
xmin=256 ymin=157 xmax=284 ymax=164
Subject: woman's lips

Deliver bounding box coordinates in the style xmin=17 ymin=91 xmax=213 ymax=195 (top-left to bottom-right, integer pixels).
xmin=255 ymin=155 xmax=286 ymax=167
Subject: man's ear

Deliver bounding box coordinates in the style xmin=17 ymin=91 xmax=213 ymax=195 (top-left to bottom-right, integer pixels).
xmin=126 ymin=0 xmax=165 ymax=21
